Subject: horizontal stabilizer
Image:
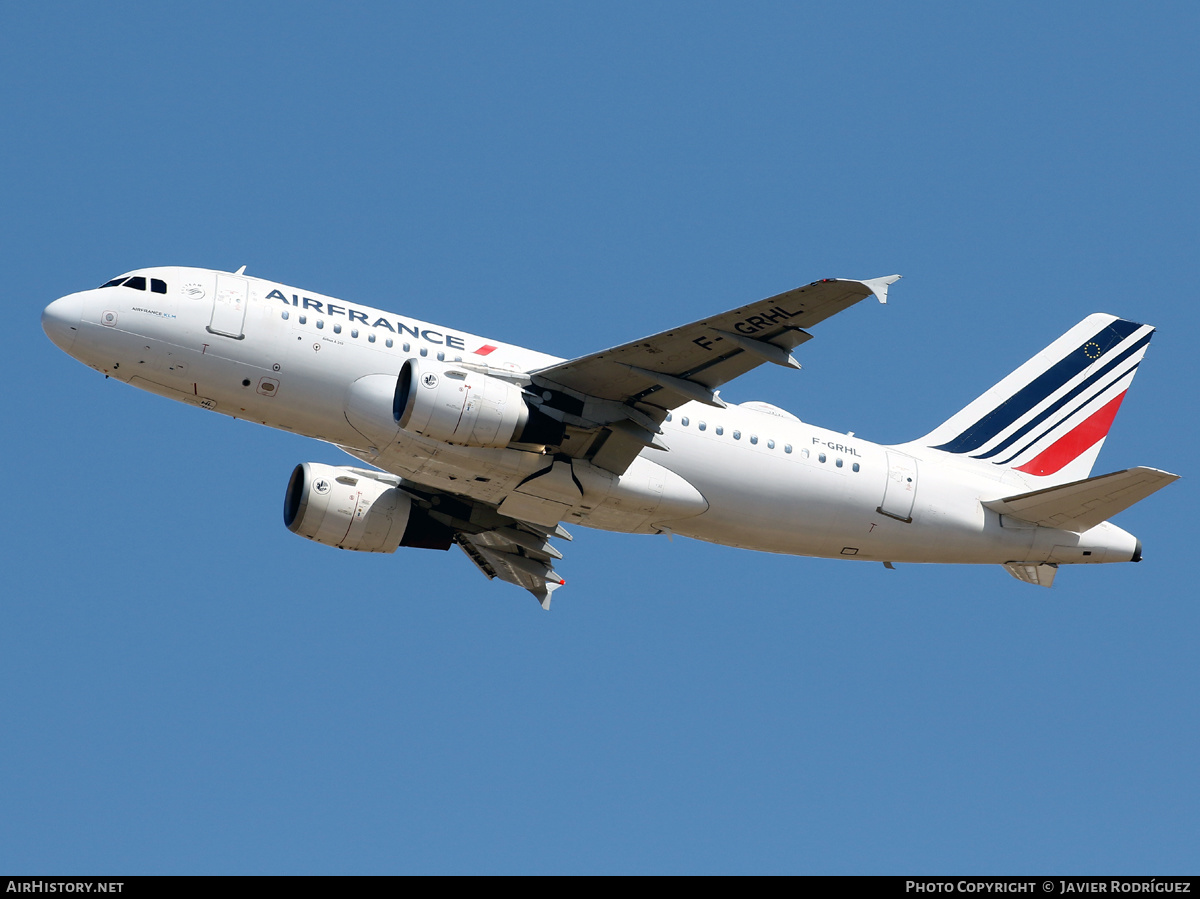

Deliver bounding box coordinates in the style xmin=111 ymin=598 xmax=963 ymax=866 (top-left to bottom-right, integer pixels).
xmin=984 ymin=466 xmax=1179 ymax=533
xmin=1003 ymin=562 xmax=1058 ymax=587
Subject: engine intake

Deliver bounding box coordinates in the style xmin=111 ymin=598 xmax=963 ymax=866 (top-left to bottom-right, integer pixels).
xmin=283 ymin=462 xmax=454 ymax=552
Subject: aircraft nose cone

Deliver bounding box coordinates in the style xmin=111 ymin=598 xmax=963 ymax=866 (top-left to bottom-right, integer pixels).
xmin=42 ymin=293 xmax=83 ymax=352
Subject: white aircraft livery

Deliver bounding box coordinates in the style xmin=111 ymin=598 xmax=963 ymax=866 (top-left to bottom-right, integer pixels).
xmin=42 ymin=267 xmax=1178 ymax=608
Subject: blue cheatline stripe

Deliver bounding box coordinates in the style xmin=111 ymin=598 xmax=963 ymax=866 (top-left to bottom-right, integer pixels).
xmin=992 ymin=356 xmax=1142 ymax=465
xmin=970 ymin=328 xmax=1153 ymax=460
xmin=932 ymin=318 xmax=1143 ymax=454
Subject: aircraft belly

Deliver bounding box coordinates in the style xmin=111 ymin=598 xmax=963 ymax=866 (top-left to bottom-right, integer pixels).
xmin=650 ymin=433 xmax=851 ymax=555
xmin=352 ymin=434 xmax=711 ymax=532
xmin=577 ymin=456 xmax=709 ymax=534
xmin=822 ymin=463 xmax=1033 ymax=564
xmin=645 ymin=430 xmax=1056 ymax=564
xmin=369 ymin=437 xmax=560 ymax=504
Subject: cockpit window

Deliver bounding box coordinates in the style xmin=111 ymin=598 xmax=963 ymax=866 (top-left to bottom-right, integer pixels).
xmin=100 ymin=275 xmax=167 ymax=291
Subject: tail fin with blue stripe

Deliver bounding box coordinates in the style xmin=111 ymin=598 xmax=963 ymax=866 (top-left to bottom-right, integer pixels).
xmin=917 ymin=314 xmax=1155 ymax=486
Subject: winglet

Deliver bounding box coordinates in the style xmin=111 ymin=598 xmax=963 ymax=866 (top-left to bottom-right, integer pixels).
xmin=858 ymin=274 xmax=901 ymax=304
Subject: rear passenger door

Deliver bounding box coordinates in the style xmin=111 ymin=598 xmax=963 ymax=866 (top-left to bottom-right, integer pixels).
xmin=877 ymin=451 xmax=918 ymax=523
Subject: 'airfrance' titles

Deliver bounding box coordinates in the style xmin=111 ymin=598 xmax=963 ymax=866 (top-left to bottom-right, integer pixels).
xmin=266 ymin=289 xmax=467 ymax=350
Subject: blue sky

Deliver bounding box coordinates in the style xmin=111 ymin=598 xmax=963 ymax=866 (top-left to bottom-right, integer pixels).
xmin=2 ymin=1 xmax=1196 ymax=874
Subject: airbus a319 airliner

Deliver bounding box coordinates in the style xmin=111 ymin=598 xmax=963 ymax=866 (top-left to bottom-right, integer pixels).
xmin=42 ymin=267 xmax=1177 ymax=608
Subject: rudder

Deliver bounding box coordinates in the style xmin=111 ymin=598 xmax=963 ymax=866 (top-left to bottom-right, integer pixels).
xmin=916 ymin=313 xmax=1155 ymax=486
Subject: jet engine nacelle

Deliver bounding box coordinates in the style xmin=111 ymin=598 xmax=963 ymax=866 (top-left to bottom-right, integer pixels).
xmin=394 ymin=358 xmax=535 ymax=448
xmin=283 ymin=462 xmax=454 ymax=552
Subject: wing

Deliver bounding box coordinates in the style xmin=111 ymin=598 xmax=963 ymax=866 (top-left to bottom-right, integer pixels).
xmin=526 ymin=275 xmax=900 ymax=473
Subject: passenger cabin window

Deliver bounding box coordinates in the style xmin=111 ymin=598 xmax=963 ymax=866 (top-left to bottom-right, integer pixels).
xmin=665 ymin=413 xmax=673 ymax=422
xmin=299 ymin=315 xmax=307 ymax=324
xmin=715 ymin=425 xmax=723 ymax=435
xmin=767 ymin=439 xmax=775 ymax=449
xmin=351 ymin=329 xmax=358 ymax=338
xmin=852 ymin=463 xmax=860 ymax=472
xmin=368 ymin=333 xmax=375 ymax=343
xmin=281 ymin=311 xmax=289 ymax=320
xmin=386 ymin=338 xmax=393 ymax=348
xmin=150 ymin=278 xmax=167 ymax=294
xmin=698 ymin=421 xmax=706 ymax=431
xmin=750 ymin=435 xmax=758 ymax=445
xmin=732 ymin=430 xmax=741 ymax=440
xmin=819 ymin=453 xmax=826 ymax=463
xmin=681 ymin=417 xmax=689 ymax=427
xmin=836 ymin=458 xmax=843 ymax=468
xmin=785 ymin=444 xmax=792 ymax=453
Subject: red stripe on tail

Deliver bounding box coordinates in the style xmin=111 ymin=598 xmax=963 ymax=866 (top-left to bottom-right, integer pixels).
xmin=1014 ymin=391 xmax=1127 ymax=477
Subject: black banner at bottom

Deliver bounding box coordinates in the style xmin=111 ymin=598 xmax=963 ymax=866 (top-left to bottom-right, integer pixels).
xmin=1 ymin=875 xmax=1197 ymax=886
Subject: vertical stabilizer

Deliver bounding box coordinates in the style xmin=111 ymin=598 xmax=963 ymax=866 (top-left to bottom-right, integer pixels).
xmin=916 ymin=314 xmax=1155 ymax=486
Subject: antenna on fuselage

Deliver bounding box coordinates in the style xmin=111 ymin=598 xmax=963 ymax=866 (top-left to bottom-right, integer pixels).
xmin=234 ymin=265 xmax=247 ymax=275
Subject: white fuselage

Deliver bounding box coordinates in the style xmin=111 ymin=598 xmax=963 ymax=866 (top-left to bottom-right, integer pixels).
xmin=43 ymin=266 xmax=1139 ymax=568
